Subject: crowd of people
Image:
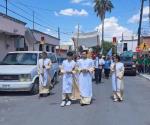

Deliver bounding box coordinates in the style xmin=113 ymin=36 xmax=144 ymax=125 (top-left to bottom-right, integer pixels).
xmin=135 ymin=54 xmax=150 ymax=74
xmin=37 ymin=51 xmax=125 ymax=107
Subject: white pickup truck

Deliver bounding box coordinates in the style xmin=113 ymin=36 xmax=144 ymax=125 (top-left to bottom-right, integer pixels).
xmin=0 ymin=51 xmax=59 ymax=94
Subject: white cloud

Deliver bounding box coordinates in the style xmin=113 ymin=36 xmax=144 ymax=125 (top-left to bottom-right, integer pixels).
xmin=128 ymin=6 xmax=150 ymax=23
xmin=71 ymin=0 xmax=85 ymax=4
xmin=96 ymin=17 xmax=133 ymax=41
xmin=58 ymin=8 xmax=88 ymax=16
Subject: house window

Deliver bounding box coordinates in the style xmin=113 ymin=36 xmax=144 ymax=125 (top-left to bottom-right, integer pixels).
xmin=15 ymin=37 xmax=25 ymax=51
xmin=46 ymin=45 xmax=49 ymax=52
xmin=39 ymin=44 xmax=43 ymax=51
xmin=123 ymin=43 xmax=128 ymax=51
xmin=52 ymin=46 xmax=55 ymax=52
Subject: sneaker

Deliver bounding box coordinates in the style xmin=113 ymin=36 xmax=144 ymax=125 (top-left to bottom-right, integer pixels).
xmin=113 ymin=98 xmax=118 ymax=102
xmin=66 ymin=100 xmax=72 ymax=106
xmin=118 ymin=97 xmax=123 ymax=102
xmin=60 ymin=101 xmax=66 ymax=107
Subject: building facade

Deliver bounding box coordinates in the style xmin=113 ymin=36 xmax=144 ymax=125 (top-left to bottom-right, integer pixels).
xmin=25 ymin=29 xmax=60 ymax=52
xmin=0 ymin=13 xmax=26 ymax=61
xmin=0 ymin=13 xmax=60 ymax=61
xmin=117 ymin=39 xmax=138 ymax=54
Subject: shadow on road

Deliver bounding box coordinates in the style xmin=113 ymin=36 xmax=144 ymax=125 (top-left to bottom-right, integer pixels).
xmin=0 ymin=91 xmax=35 ymax=97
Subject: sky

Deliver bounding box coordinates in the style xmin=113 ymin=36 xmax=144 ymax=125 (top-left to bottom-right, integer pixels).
xmin=0 ymin=0 xmax=150 ymax=45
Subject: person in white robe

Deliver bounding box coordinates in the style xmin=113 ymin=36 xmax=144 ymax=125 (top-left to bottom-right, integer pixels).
xmin=38 ymin=52 xmax=52 ymax=97
xmin=110 ymin=55 xmax=124 ymax=102
xmin=71 ymin=55 xmax=81 ymax=101
xmin=77 ymin=50 xmax=94 ymax=106
xmin=60 ymin=52 xmax=76 ymax=107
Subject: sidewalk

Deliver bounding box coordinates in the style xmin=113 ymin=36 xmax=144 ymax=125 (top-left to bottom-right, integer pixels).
xmin=139 ymin=73 xmax=150 ymax=81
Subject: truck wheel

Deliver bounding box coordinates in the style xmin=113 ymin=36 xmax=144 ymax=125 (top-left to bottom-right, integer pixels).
xmin=30 ymin=79 xmax=39 ymax=95
xmin=132 ymin=72 xmax=136 ymax=76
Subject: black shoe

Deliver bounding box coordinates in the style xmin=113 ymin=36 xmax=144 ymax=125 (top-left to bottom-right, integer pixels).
xmin=95 ymin=81 xmax=99 ymax=84
xmin=80 ymin=104 xmax=86 ymax=106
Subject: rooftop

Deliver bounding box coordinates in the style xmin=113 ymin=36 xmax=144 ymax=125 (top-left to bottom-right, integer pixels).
xmin=31 ymin=29 xmax=60 ymax=41
xmin=0 ymin=12 xmax=26 ymax=25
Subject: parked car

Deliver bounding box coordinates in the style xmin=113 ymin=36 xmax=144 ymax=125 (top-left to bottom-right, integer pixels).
xmin=0 ymin=51 xmax=59 ymax=94
xmin=120 ymin=56 xmax=136 ymax=76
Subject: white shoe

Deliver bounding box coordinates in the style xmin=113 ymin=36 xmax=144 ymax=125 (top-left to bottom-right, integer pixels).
xmin=113 ymin=98 xmax=118 ymax=102
xmin=60 ymin=101 xmax=66 ymax=107
xmin=66 ymin=101 xmax=71 ymax=106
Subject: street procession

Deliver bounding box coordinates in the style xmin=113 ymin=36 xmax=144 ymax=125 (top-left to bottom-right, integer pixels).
xmin=0 ymin=0 xmax=150 ymax=125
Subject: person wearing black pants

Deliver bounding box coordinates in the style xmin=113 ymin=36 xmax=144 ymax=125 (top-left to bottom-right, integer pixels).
xmin=94 ymin=55 xmax=105 ymax=84
xmin=104 ymin=56 xmax=111 ymax=79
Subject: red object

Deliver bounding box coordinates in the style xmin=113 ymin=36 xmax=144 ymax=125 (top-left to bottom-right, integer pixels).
xmin=136 ymin=47 xmax=141 ymax=52
xmin=112 ymin=37 xmax=117 ymax=45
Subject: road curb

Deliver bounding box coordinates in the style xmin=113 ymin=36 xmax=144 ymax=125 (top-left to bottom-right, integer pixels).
xmin=139 ymin=74 xmax=150 ymax=81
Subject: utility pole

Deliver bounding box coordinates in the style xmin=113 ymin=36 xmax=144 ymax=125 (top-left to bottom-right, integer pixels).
xmin=138 ymin=0 xmax=144 ymax=46
xmin=58 ymin=27 xmax=61 ymax=55
xmin=121 ymin=33 xmax=124 ymax=41
xmin=5 ymin=0 xmax=8 ymax=15
xmin=96 ymin=29 xmax=100 ymax=54
xmin=77 ymin=24 xmax=80 ymax=52
xmin=132 ymin=35 xmax=134 ymax=51
xmin=149 ymin=0 xmax=150 ymax=24
xmin=33 ymin=11 xmax=35 ymax=30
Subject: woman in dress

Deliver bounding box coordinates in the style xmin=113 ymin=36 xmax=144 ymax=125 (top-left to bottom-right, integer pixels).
xmin=110 ymin=55 xmax=125 ymax=102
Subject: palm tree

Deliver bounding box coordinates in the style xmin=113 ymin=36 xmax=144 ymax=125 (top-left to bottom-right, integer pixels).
xmin=93 ymin=0 xmax=114 ymax=53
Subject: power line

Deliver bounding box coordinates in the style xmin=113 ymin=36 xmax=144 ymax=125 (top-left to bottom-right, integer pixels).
xmin=15 ymin=1 xmax=56 ymax=12
xmin=0 ymin=4 xmax=73 ymax=36
xmin=8 ymin=1 xmax=33 ymax=18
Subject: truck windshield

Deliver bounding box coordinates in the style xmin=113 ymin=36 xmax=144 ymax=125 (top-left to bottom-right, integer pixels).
xmin=120 ymin=56 xmax=132 ymax=61
xmin=1 ymin=53 xmax=37 ymax=65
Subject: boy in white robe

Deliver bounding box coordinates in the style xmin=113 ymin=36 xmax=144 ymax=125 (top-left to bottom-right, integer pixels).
xmin=60 ymin=52 xmax=76 ymax=107
xmin=38 ymin=52 xmax=52 ymax=97
xmin=111 ymin=55 xmax=124 ymax=102
xmin=77 ymin=50 xmax=94 ymax=106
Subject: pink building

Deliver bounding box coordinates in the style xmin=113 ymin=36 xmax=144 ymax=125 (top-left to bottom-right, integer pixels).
xmin=0 ymin=13 xmax=26 ymax=61
xmin=0 ymin=13 xmax=60 ymax=61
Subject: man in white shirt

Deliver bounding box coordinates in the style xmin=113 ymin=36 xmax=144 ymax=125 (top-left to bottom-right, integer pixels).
xmin=60 ymin=51 xmax=76 ymax=107
xmin=38 ymin=52 xmax=52 ymax=97
xmin=94 ymin=54 xmax=105 ymax=84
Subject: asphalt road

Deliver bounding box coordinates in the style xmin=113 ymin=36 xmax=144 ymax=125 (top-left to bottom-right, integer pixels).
xmin=0 ymin=76 xmax=150 ymax=125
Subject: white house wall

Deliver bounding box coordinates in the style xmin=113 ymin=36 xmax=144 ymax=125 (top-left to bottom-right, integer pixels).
xmin=0 ymin=34 xmax=15 ymax=61
xmin=117 ymin=40 xmax=138 ymax=54
xmin=0 ymin=15 xmax=26 ymax=36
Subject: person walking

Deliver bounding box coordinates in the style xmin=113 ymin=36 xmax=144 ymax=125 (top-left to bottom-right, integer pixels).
xmin=77 ymin=50 xmax=94 ymax=106
xmin=104 ymin=56 xmax=111 ymax=79
xmin=148 ymin=55 xmax=150 ymax=74
xmin=60 ymin=52 xmax=76 ymax=107
xmin=111 ymin=55 xmax=125 ymax=102
xmin=71 ymin=55 xmax=81 ymax=101
xmin=38 ymin=52 xmax=52 ymax=97
xmin=94 ymin=54 xmax=105 ymax=84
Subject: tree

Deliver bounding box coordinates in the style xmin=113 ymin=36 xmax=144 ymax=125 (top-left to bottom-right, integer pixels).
xmin=93 ymin=0 xmax=114 ymax=53
xmin=92 ymin=41 xmax=114 ymax=55
xmin=102 ymin=41 xmax=113 ymax=55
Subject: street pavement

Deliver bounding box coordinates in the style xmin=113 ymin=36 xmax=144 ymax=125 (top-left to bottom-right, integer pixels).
xmin=0 ymin=76 xmax=150 ymax=125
